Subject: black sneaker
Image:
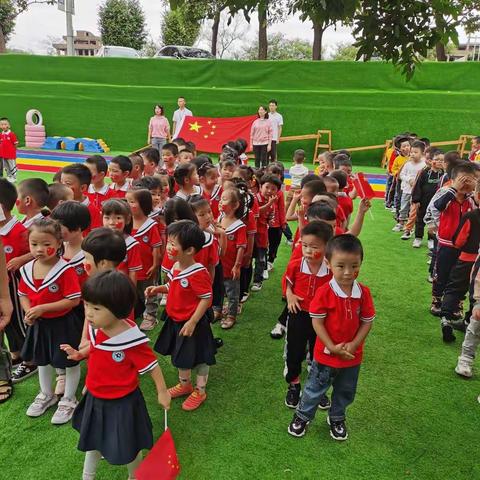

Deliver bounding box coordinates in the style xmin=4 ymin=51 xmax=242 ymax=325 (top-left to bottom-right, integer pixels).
xmin=318 ymin=395 xmax=331 ymax=410
xmin=430 ymin=303 xmax=442 ymax=317
xmin=442 ymin=324 xmax=456 ymax=343
xmin=287 ymin=414 xmax=309 ymax=437
xmin=285 ymin=383 xmax=301 ymax=409
xmin=214 ymin=337 xmax=224 ymax=349
xmin=327 ymin=416 xmax=348 ymax=441
xmin=12 ymin=362 xmax=38 ymax=384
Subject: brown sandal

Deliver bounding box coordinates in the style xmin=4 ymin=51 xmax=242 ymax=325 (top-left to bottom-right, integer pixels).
xmin=0 ymin=380 xmax=13 ymax=404
xmin=221 ymin=316 xmax=236 ymax=330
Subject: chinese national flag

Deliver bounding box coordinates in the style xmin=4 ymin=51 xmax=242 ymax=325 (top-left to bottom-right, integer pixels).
xmin=177 ymin=115 xmax=257 ymax=153
xmin=352 ymin=173 xmax=376 ymax=200
xmin=135 ymin=428 xmax=181 ymax=480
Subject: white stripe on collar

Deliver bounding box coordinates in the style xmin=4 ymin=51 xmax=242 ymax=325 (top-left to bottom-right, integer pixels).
xmin=109 ymin=180 xmax=131 ymax=192
xmin=89 ymin=323 xmax=150 ymax=351
xmin=88 ymin=184 xmax=110 ymax=195
xmin=22 ymin=212 xmax=43 ymax=229
xmin=171 ymin=263 xmax=206 ymax=280
xmin=125 ymin=235 xmax=139 ymax=249
xmin=329 ymin=278 xmax=362 ymax=299
xmin=65 ymin=250 xmax=85 ymax=267
xmin=81 ymin=196 xmax=91 ymax=207
xmin=133 ymin=218 xmax=157 ymax=237
xmin=21 ymin=258 xmax=72 ymax=292
xmin=300 ymin=258 xmax=329 ymax=277
xmin=210 ymin=184 xmax=222 ymax=201
xmin=225 ymin=219 xmax=245 ymax=234
xmin=0 ymin=216 xmax=19 ymax=236
xmin=203 ymin=231 xmax=214 ymax=247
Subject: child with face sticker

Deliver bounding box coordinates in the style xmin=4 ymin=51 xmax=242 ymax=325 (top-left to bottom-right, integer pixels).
xmin=198 ymin=162 xmax=222 ymax=220
xmin=18 ymin=218 xmax=83 ymax=425
xmin=148 ymin=220 xmax=217 ymax=411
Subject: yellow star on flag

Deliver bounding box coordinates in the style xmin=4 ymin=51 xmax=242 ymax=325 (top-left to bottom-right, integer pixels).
xmin=189 ymin=121 xmax=202 ymax=133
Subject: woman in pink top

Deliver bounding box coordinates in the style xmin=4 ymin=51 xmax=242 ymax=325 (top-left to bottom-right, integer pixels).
xmin=250 ymin=105 xmax=273 ymax=168
xmin=147 ymin=105 xmax=171 ymax=163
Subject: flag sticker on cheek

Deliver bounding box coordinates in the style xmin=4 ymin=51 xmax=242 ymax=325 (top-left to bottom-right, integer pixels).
xmin=169 ymin=247 xmax=179 ymax=257
xmin=115 ymin=222 xmax=124 ymax=230
xmin=46 ymin=247 xmax=56 ymax=256
xmin=313 ymin=251 xmax=323 ymax=259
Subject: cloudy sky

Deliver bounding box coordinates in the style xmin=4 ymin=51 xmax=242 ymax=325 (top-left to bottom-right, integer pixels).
xmin=9 ymin=0 xmax=356 ymax=56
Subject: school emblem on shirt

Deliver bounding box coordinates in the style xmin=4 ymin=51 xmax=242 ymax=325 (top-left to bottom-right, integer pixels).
xmin=228 ymin=234 xmax=235 ymax=241
xmin=112 ymin=351 xmax=125 ymax=363
xmin=143 ymin=235 xmax=149 ymax=243
xmin=48 ymin=283 xmax=59 ymax=293
xmin=75 ymin=266 xmax=85 ymax=275
xmin=180 ymin=278 xmax=189 ymax=288
xmin=3 ymin=245 xmax=13 ymax=254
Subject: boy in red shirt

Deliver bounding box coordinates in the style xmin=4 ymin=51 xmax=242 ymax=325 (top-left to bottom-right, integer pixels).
xmin=0 ymin=118 xmax=18 ymax=183
xmin=108 ymin=156 xmax=133 ymax=198
xmin=283 ymin=221 xmax=333 ymax=409
xmin=85 ymin=155 xmax=113 ymax=210
xmin=288 ymin=234 xmax=375 ymax=441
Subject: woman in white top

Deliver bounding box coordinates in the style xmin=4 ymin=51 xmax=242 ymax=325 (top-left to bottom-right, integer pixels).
xmin=147 ymin=105 xmax=171 ymax=159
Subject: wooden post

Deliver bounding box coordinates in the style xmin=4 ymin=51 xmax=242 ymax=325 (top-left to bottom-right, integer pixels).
xmin=313 ymin=130 xmax=321 ymax=163
xmin=459 ymin=135 xmax=468 ymax=158
xmin=381 ymin=139 xmax=392 ymax=168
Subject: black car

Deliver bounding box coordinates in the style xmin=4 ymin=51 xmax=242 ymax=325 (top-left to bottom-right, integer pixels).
xmin=155 ymin=45 xmax=215 ymax=59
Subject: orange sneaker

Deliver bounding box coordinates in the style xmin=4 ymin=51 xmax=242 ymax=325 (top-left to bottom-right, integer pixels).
xmin=182 ymin=389 xmax=207 ymax=411
xmin=168 ymin=383 xmax=194 ymax=399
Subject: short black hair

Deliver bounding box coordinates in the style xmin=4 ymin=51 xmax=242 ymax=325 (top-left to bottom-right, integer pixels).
xmin=132 ymin=176 xmax=162 ymax=191
xmin=329 ymin=170 xmax=348 ymax=189
xmin=326 ymin=234 xmax=364 ymax=261
xmin=18 ymin=178 xmax=49 ymax=208
xmin=451 ymin=161 xmax=479 ymax=179
xmin=173 ymin=137 xmax=186 ymax=147
xmin=220 ymin=159 xmax=236 ymax=170
xmin=185 ymin=141 xmax=196 ymax=152
xmin=294 ymin=149 xmax=305 ymax=162
xmin=303 ymin=179 xmax=327 ymax=196
xmin=110 ymin=155 xmax=132 ymax=173
xmin=164 ymin=197 xmax=198 ymax=225
xmin=333 ymin=154 xmax=352 ymax=169
xmin=62 ymin=163 xmax=92 ymax=186
xmin=167 ymin=219 xmax=204 ymax=253
xmin=197 ymin=162 xmax=217 ymax=178
xmin=142 ymin=147 xmax=160 ymax=166
xmin=50 ymin=200 xmax=91 ymax=232
xmin=269 ymin=99 xmax=278 ymax=105
xmin=127 ymin=188 xmax=153 ymax=216
xmin=301 ymin=220 xmax=334 ymax=244
xmin=46 ymin=183 xmax=72 ymax=211
xmin=307 ymin=202 xmax=336 ymax=221
xmin=162 ymin=143 xmax=179 ymax=156
xmin=82 ymin=270 xmax=136 ymax=319
xmin=81 ymin=227 xmax=126 ymax=267
xmin=259 ymin=173 xmax=282 ymax=190
xmin=411 ymin=140 xmax=426 ymax=153
xmin=188 ymin=194 xmax=210 ymax=211
xmin=300 ymin=174 xmax=321 ymax=189
xmin=0 ymin=178 xmax=17 ymax=211
xmin=192 ymin=155 xmax=213 ymax=172
xmin=86 ymin=155 xmax=108 ymax=175
xmin=174 ymin=163 xmax=196 ymax=187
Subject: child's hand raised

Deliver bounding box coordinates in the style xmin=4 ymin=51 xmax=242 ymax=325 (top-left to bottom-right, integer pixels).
xmin=158 ymin=390 xmax=171 ymax=410
xmin=358 ymin=198 xmax=371 ymax=214
xmin=60 ymin=344 xmax=84 ymax=361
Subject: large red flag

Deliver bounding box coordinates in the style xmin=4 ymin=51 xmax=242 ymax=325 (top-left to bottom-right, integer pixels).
xmin=177 ymin=115 xmax=257 ymax=153
xmin=352 ymin=172 xmax=376 ymax=199
xmin=135 ymin=427 xmax=181 ymax=480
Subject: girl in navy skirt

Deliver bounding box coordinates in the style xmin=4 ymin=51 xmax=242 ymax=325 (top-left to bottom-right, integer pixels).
xmin=61 ymin=270 xmax=170 ymax=480
xmin=18 ymin=218 xmax=82 ymax=424
xmin=147 ymin=220 xmax=217 ymax=411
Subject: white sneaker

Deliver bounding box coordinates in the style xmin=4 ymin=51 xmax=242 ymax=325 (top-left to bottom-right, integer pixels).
xmin=251 ymin=282 xmax=263 ymax=292
xmin=270 ymin=322 xmax=286 ymax=339
xmin=26 ymin=392 xmax=58 ymax=417
xmin=428 ymin=239 xmax=434 ymax=250
xmin=51 ymin=397 xmax=78 ymax=424
xmin=455 ymin=356 xmax=473 ymax=378
xmin=401 ymin=231 xmax=412 ymax=240
xmin=412 ymin=238 xmax=422 ymax=248
xmin=240 ymin=293 xmax=249 ymax=303
xmin=267 ymin=262 xmax=274 ymax=272
xmin=159 ymin=295 xmax=167 ymax=307
xmin=140 ymin=314 xmax=158 ymax=331
xmin=427 ymin=275 xmax=433 ymax=283
xmin=392 ymin=224 xmax=403 ymax=232
xmin=263 ymin=270 xmax=269 ymax=280
xmin=6 ymin=176 xmax=16 ymax=184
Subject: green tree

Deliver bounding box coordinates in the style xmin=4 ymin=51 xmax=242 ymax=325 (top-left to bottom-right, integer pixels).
xmin=331 ymin=42 xmax=358 ymax=61
xmin=98 ymin=0 xmax=147 ymax=51
xmin=161 ymin=5 xmax=202 ymax=46
xmin=0 ymin=0 xmax=55 ymax=53
xmin=239 ymin=32 xmax=312 ymax=60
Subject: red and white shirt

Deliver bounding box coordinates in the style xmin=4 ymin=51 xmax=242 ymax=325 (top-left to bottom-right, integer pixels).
xmin=194 ymin=230 xmax=219 ymax=271
xmin=284 ymin=257 xmax=331 ymax=312
xmin=0 ymin=217 xmax=29 ymax=263
xmin=270 ymin=190 xmax=286 ymax=228
xmin=0 ymin=130 xmax=18 ymax=159
xmin=22 ymin=212 xmax=44 ymax=229
xmin=255 ymin=193 xmax=274 ymax=249
xmin=117 ymin=235 xmax=142 ymax=276
xmin=64 ymin=250 xmax=88 ymax=287
xmin=337 ymin=192 xmax=353 ymax=218
xmin=131 ymin=218 xmax=162 ymax=281
xmin=203 ymin=185 xmax=222 ymax=221
xmin=85 ymin=319 xmax=158 ymax=399
xmin=81 ymin=196 xmax=102 ymax=235
xmin=165 ymin=263 xmax=212 ymax=322
xmin=309 ymin=279 xmax=375 ymax=368
xmin=109 ymin=180 xmax=131 ymax=199
xmin=221 ymin=219 xmax=247 ymax=279
xmin=18 ymin=258 xmax=81 ymax=318
xmin=87 ymin=184 xmax=114 ymax=210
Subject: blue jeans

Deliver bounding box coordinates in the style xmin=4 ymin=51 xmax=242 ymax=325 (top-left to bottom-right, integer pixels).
xmin=296 ymin=361 xmax=360 ymax=422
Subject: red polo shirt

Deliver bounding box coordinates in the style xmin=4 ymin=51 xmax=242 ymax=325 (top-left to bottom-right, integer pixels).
xmin=87 ymin=184 xmax=114 ymax=210
xmin=64 ymin=250 xmax=88 ymax=287
xmin=0 ymin=131 xmax=18 ymax=159
xmin=309 ymin=279 xmax=375 ymax=368
xmin=117 ymin=235 xmax=143 ymax=276
xmin=221 ymin=219 xmax=247 ymax=279
xmin=0 ymin=217 xmax=29 ymax=263
xmin=255 ymin=192 xmax=273 ymax=249
xmin=194 ymin=230 xmax=219 ymax=271
xmin=131 ymin=218 xmax=162 ymax=281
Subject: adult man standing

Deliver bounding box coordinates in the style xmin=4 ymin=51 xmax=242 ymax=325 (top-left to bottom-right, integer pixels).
xmin=172 ymin=96 xmax=193 ymax=139
xmin=268 ymin=99 xmax=283 ymax=162
xmin=0 ymin=240 xmax=13 ymax=402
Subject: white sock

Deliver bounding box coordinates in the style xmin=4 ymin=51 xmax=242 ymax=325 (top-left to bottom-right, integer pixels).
xmin=83 ymin=450 xmax=102 ymax=479
xmin=38 ymin=365 xmax=54 ymax=396
xmin=127 ymin=452 xmax=142 ymax=479
xmin=64 ymin=365 xmax=81 ymax=399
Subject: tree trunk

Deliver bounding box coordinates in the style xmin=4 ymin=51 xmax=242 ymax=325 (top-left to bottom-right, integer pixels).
xmin=211 ymin=10 xmax=220 ymax=57
xmin=0 ymin=26 xmax=6 ymax=54
xmin=258 ymin=3 xmax=267 ymax=60
xmin=435 ymin=42 xmax=447 ymax=61
xmin=312 ymin=20 xmax=324 ymax=60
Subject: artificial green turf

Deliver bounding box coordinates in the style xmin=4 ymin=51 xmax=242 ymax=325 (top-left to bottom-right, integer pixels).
xmin=2 ymin=170 xmax=480 ymax=479
xmin=2 ymin=56 xmax=480 ymax=165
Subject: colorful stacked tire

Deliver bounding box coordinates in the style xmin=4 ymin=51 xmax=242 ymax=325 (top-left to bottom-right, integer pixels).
xmin=25 ymin=109 xmax=46 ymax=148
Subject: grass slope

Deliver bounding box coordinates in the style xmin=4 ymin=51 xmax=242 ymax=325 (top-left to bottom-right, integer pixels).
xmin=1 ymin=171 xmax=479 ymax=479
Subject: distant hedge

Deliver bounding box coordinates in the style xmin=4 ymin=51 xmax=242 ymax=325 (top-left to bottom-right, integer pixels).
xmin=1 ymin=55 xmax=479 ymax=165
